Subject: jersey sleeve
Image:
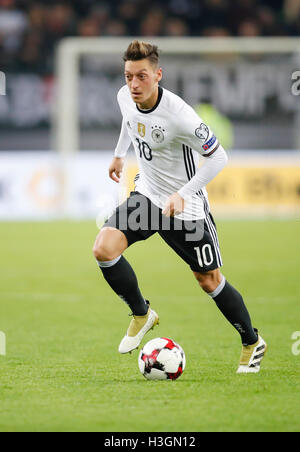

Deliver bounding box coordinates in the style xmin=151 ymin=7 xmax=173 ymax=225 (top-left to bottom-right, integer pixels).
xmin=114 ymin=86 xmax=132 ymax=158
xmin=177 ymin=145 xmax=228 ymax=199
xmin=114 ymin=119 xmax=132 ymax=158
xmin=176 ymin=103 xmax=220 ymax=157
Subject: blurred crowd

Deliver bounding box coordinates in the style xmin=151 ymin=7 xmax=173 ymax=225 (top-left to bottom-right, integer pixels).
xmin=0 ymin=0 xmax=300 ymax=73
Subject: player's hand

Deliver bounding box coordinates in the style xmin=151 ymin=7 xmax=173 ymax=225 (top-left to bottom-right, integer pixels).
xmin=162 ymin=192 xmax=185 ymax=217
xmin=109 ymin=157 xmax=124 ymax=183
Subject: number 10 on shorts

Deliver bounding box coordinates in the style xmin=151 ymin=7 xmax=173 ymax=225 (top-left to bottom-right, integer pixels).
xmin=194 ymin=245 xmax=214 ymax=267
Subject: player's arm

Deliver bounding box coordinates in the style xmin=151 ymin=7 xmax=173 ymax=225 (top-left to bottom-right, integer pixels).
xmin=109 ymin=119 xmax=132 ymax=183
xmin=163 ymin=147 xmax=227 ymax=216
xmin=177 ymin=104 xmax=228 ymax=198
xmin=163 ymin=105 xmax=228 ymax=215
xmin=177 ymin=145 xmax=228 ymax=199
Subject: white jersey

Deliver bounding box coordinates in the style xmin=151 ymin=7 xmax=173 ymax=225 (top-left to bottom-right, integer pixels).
xmin=115 ymin=84 xmax=224 ymax=221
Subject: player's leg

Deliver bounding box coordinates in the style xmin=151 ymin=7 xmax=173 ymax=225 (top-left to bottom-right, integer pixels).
xmin=93 ymin=192 xmax=159 ymax=353
xmin=193 ymin=268 xmax=258 ymax=346
xmin=93 ymin=226 xmax=149 ymax=316
xmin=160 ymin=215 xmax=267 ymax=372
xmin=161 ymin=220 xmax=257 ymax=344
xmin=193 ymin=268 xmax=267 ymax=373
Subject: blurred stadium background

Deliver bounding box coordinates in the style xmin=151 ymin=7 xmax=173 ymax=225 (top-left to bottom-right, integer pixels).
xmin=0 ymin=0 xmax=300 ymax=220
xmin=1 ymin=0 xmax=300 ymax=433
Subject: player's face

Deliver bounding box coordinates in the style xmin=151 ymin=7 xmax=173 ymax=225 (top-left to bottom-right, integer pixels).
xmin=124 ymin=59 xmax=162 ymax=109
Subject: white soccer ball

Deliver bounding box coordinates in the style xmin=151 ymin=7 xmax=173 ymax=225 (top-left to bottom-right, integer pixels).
xmin=138 ymin=337 xmax=186 ymax=380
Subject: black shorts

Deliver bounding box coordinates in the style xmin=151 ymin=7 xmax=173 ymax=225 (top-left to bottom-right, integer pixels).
xmin=102 ymin=191 xmax=223 ymax=273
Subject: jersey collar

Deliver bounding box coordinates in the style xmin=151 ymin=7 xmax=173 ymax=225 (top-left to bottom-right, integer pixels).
xmin=136 ymin=86 xmax=163 ymax=114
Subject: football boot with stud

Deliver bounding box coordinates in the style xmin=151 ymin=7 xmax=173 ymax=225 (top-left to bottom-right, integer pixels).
xmin=118 ymin=303 xmax=159 ymax=354
xmin=237 ymin=330 xmax=267 ymax=374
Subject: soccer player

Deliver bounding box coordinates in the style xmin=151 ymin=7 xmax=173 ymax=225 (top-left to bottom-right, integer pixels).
xmin=93 ymin=40 xmax=267 ymax=373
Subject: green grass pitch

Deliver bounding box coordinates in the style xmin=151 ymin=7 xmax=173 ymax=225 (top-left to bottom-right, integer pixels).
xmin=0 ymin=219 xmax=299 ymax=432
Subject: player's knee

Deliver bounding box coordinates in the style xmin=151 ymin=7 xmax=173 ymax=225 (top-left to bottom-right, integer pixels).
xmin=198 ymin=278 xmax=215 ymax=293
xmin=93 ymin=238 xmax=115 ymax=262
xmin=194 ymin=270 xmax=222 ymax=294
xmin=93 ymin=227 xmax=126 ymax=262
xmin=93 ymin=242 xmax=115 ymax=262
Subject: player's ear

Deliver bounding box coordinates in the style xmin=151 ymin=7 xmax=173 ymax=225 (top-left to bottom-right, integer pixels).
xmin=157 ymin=67 xmax=162 ymax=82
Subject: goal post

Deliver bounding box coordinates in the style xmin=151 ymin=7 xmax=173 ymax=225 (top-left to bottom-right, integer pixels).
xmin=53 ymin=36 xmax=300 ymax=156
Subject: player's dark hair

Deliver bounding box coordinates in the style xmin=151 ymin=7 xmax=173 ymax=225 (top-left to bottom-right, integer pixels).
xmin=123 ymin=40 xmax=160 ymax=67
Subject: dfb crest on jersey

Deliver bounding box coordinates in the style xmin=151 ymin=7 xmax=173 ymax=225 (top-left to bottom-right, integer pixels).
xmin=151 ymin=126 xmax=165 ymax=143
xmin=195 ymin=123 xmax=209 ymax=141
xmin=138 ymin=122 xmax=146 ymax=137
